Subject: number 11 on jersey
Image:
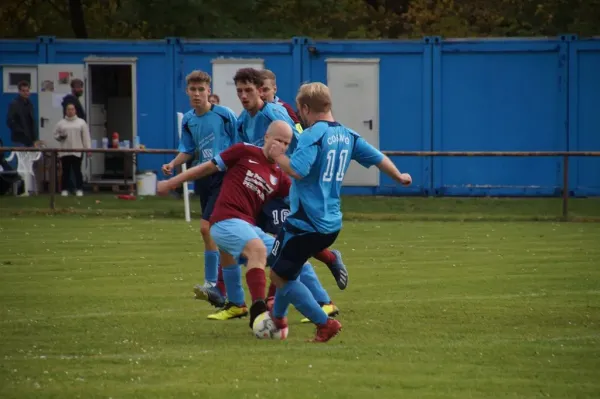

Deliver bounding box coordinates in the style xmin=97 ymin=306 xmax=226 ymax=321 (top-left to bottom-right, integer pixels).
xmin=322 ymin=149 xmax=348 ymax=182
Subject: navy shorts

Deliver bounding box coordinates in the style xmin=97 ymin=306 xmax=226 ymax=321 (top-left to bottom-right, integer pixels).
xmin=257 ymin=198 xmax=290 ymax=235
xmin=195 ymin=172 xmax=224 ymax=221
xmin=267 ymin=222 xmax=339 ymax=281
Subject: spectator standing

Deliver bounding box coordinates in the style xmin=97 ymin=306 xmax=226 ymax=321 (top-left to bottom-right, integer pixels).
xmin=54 ymin=103 xmax=91 ymax=197
xmin=61 ymin=78 xmax=86 ymax=121
xmin=6 ymin=81 xmax=36 ymax=147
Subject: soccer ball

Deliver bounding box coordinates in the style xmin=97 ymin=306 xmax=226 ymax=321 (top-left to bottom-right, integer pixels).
xmin=252 ymin=311 xmax=288 ymax=340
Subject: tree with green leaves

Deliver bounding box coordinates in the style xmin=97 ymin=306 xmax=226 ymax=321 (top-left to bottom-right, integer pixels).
xmin=0 ymin=0 xmax=597 ymax=39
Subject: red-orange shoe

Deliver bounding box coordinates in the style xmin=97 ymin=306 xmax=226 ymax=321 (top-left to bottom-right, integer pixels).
xmin=309 ymin=318 xmax=342 ymax=343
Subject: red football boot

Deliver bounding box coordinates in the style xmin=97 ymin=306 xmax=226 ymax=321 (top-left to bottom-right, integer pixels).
xmin=309 ymin=318 xmax=342 ymax=343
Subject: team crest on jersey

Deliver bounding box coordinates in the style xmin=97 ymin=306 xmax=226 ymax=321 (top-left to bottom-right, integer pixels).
xmin=269 ymin=175 xmax=278 ymax=185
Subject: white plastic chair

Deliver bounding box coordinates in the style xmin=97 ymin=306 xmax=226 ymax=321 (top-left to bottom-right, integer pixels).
xmin=5 ymin=151 xmax=42 ymax=196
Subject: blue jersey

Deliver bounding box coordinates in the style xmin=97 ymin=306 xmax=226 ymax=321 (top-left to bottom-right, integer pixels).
xmin=237 ymin=102 xmax=301 ymax=155
xmin=287 ymin=121 xmax=384 ymax=234
xmin=178 ymin=104 xmax=239 ymax=165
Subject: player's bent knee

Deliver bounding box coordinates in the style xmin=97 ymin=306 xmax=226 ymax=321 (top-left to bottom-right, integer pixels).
xmin=200 ymin=219 xmax=211 ymax=237
xmin=200 ymin=220 xmax=217 ymax=249
xmin=243 ymin=239 xmax=267 ymax=268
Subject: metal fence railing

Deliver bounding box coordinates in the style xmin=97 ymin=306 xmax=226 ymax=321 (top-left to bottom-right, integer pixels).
xmin=1 ymin=147 xmax=599 ymax=219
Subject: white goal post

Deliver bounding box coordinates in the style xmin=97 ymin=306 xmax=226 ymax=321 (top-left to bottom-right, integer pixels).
xmin=177 ymin=112 xmax=192 ymax=223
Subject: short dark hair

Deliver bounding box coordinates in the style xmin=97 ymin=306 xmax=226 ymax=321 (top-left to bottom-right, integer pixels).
xmin=71 ymin=78 xmax=83 ymax=88
xmin=17 ymin=81 xmax=30 ymax=90
xmin=233 ymin=68 xmax=263 ymax=87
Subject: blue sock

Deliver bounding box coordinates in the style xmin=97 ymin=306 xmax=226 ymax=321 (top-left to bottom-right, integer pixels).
xmin=298 ymin=263 xmax=331 ymax=305
xmin=272 ymin=287 xmax=290 ymax=318
xmin=283 ymin=280 xmax=328 ymax=325
xmin=204 ymin=250 xmax=219 ymax=284
xmin=222 ymin=264 xmax=245 ymax=306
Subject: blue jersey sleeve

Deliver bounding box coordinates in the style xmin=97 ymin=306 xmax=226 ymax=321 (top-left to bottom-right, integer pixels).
xmin=287 ymin=130 xmax=301 ymax=155
xmin=225 ymin=110 xmax=239 ymax=143
xmin=290 ymin=144 xmax=318 ymax=178
xmin=267 ymin=103 xmax=291 ymax=121
xmin=214 ymin=105 xmax=240 ymax=144
xmin=352 ymin=137 xmax=384 ymax=168
xmin=264 ymin=103 xmax=301 ymax=154
xmin=289 ymin=128 xmax=322 ymax=178
xmin=178 ymin=116 xmax=196 ymax=155
xmin=236 ymin=112 xmax=249 ymax=143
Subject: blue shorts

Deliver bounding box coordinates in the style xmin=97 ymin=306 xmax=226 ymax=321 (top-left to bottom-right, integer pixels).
xmin=210 ymin=218 xmax=275 ymax=261
xmin=195 ymin=172 xmax=224 ymax=221
xmin=257 ymin=198 xmax=290 ymax=235
xmin=268 ymin=222 xmax=339 ymax=280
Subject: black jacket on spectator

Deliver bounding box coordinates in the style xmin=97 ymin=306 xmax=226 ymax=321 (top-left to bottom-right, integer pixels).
xmin=61 ymin=94 xmax=86 ymax=121
xmin=6 ymin=96 xmax=36 ymax=146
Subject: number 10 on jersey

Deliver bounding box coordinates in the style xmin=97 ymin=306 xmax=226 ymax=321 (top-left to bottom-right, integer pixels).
xmin=322 ymin=149 xmax=349 ymax=182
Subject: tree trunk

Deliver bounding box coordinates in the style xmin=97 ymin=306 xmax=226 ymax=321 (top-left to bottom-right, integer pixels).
xmin=69 ymin=0 xmax=88 ymax=38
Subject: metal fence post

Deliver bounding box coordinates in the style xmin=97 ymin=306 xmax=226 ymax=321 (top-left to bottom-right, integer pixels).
xmin=562 ymin=154 xmax=569 ymax=219
xmin=49 ymin=151 xmax=56 ymax=210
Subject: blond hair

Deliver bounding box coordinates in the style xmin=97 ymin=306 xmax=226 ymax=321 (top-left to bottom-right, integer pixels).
xmin=260 ymin=69 xmax=276 ymax=82
xmin=186 ymin=70 xmax=211 ymax=86
xmin=296 ymin=82 xmax=332 ymax=113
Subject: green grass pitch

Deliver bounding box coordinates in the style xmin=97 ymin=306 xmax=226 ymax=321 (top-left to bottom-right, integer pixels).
xmin=1 ymin=195 xmax=599 ymax=398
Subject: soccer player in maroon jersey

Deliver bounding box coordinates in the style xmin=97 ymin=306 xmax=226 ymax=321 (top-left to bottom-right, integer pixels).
xmin=208 ymin=69 xmax=347 ymax=320
xmin=157 ymin=121 xmax=334 ymax=326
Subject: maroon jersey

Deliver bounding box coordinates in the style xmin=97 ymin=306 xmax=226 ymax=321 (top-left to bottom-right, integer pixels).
xmin=210 ymin=143 xmax=291 ymax=226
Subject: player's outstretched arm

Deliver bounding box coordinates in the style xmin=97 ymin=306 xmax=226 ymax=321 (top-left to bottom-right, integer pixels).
xmin=162 ymin=152 xmax=193 ymax=176
xmin=163 ymin=116 xmax=196 ymax=175
xmin=157 ymin=161 xmax=218 ymax=195
xmin=376 ymin=156 xmax=412 ymax=186
xmin=352 ymin=137 xmax=411 ymax=186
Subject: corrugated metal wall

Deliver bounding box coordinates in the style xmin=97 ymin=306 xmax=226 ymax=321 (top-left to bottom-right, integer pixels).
xmin=1 ymin=36 xmax=598 ymax=196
